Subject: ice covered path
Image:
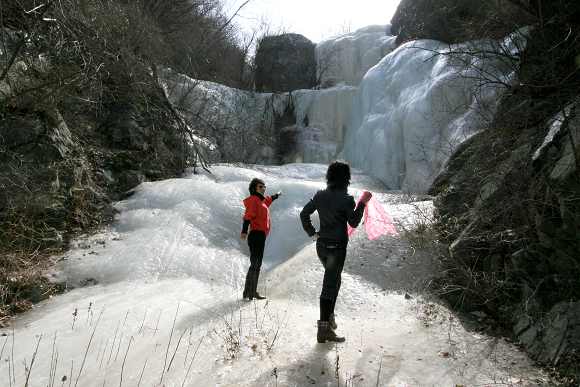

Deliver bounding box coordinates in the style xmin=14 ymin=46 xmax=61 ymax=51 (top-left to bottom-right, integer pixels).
xmin=2 ymin=164 xmax=548 ymax=386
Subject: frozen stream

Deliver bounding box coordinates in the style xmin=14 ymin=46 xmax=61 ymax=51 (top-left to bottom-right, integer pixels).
xmin=1 ymin=164 xmax=548 ymax=386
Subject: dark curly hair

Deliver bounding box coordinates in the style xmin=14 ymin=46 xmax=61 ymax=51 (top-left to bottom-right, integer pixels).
xmin=248 ymin=178 xmax=265 ymax=195
xmin=326 ymin=161 xmax=351 ymax=189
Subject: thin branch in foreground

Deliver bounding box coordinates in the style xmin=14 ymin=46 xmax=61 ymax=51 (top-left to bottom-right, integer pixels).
xmin=136 ymin=357 xmax=148 ymax=387
xmin=24 ymin=334 xmax=42 ymax=387
xmin=119 ymin=336 xmax=134 ymax=387
xmin=375 ymin=352 xmax=383 ymax=387
xmin=167 ymin=328 xmax=189 ymax=372
xmin=48 ymin=332 xmax=58 ymax=387
xmin=74 ymin=309 xmax=104 ymax=387
xmin=160 ymin=304 xmax=180 ymax=384
xmin=181 ymin=333 xmax=206 ymax=387
xmin=0 ymin=335 xmax=7 ymax=361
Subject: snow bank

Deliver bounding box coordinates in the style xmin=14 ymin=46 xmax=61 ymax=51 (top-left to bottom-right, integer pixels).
xmin=5 ymin=165 xmax=549 ymax=386
xmin=57 ymin=165 xmax=340 ymax=287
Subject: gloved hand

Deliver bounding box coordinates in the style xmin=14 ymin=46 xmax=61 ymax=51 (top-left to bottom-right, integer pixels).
xmin=276 ymin=191 xmax=282 ymax=197
xmin=361 ymin=191 xmax=372 ymax=204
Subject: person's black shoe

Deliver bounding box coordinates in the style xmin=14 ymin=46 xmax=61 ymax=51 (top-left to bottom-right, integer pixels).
xmin=317 ymin=320 xmax=345 ymax=343
xmin=242 ymin=292 xmax=266 ymax=300
xmin=252 ymin=293 xmax=266 ymax=300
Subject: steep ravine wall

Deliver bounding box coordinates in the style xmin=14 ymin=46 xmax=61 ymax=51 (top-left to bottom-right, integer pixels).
xmin=402 ymin=0 xmax=580 ymax=381
xmin=0 ymin=75 xmax=191 ymax=320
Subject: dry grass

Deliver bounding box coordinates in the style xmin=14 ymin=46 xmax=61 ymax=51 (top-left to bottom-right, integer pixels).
xmin=0 ymin=249 xmax=64 ymax=326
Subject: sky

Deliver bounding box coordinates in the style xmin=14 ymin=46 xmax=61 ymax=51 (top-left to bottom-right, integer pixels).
xmin=225 ymin=0 xmax=401 ymax=43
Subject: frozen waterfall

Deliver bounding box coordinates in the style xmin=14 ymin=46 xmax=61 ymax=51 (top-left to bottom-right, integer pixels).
xmin=316 ymin=25 xmax=396 ymax=87
xmin=341 ymin=32 xmax=524 ymax=191
xmin=163 ymin=26 xmax=525 ymax=192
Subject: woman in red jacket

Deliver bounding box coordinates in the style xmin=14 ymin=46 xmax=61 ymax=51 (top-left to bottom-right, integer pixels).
xmin=240 ymin=178 xmax=280 ymax=300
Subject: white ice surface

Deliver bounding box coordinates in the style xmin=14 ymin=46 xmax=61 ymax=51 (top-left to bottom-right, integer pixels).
xmin=316 ymin=25 xmax=396 ymax=87
xmin=2 ymin=164 xmax=549 ymax=386
xmin=161 ymin=70 xmax=290 ymax=162
xmin=342 ymin=31 xmax=525 ymax=191
xmin=291 ymin=86 xmax=358 ymax=162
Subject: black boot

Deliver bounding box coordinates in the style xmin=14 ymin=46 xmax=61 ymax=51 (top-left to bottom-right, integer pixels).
xmin=243 ymin=271 xmax=266 ymax=300
xmin=329 ymin=313 xmax=337 ymax=330
xmin=317 ymin=321 xmax=345 ymax=343
xmin=249 ymin=270 xmax=266 ymax=300
xmin=242 ymin=270 xmax=254 ymax=300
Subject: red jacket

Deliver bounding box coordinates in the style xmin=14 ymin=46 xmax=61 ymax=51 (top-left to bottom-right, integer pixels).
xmin=243 ymin=194 xmax=274 ymax=235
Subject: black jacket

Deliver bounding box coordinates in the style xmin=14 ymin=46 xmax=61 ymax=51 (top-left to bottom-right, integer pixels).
xmin=300 ymin=187 xmax=365 ymax=246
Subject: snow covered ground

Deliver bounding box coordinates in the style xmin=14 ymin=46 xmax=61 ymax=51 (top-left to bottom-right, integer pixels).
xmin=1 ymin=165 xmax=549 ymax=386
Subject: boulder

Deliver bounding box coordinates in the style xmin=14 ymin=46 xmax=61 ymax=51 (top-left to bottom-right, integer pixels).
xmin=254 ymin=34 xmax=316 ymax=92
xmin=516 ymin=302 xmax=580 ymax=367
xmin=390 ymin=0 xmax=528 ymax=45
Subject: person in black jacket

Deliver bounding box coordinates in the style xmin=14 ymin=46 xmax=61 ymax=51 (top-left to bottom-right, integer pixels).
xmin=300 ymin=161 xmax=372 ymax=343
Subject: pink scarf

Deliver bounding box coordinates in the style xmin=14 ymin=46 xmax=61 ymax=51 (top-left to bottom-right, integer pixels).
xmin=348 ymin=196 xmax=398 ymax=240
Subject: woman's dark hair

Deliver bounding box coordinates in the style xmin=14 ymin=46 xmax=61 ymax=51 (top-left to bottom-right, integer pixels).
xmin=249 ymin=178 xmax=265 ymax=195
xmin=326 ymin=161 xmax=351 ymax=189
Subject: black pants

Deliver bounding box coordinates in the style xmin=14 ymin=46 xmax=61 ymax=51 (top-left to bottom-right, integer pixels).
xmin=316 ymin=240 xmax=347 ymax=320
xmin=244 ymin=231 xmax=266 ymax=296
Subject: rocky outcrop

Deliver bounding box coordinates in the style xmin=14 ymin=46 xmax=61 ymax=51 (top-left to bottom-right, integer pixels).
xmin=431 ymin=98 xmax=580 ymax=380
xmin=390 ymin=0 xmax=529 ymax=45
xmin=254 ymin=33 xmax=316 ymax=92
xmin=429 ymin=4 xmax=580 ymax=377
xmin=516 ymin=301 xmax=580 ymax=371
xmin=0 ymin=88 xmax=188 ymax=252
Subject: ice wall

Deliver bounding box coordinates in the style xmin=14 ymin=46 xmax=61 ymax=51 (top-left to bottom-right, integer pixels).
xmin=281 ymin=25 xmax=397 ymax=163
xmin=161 ymin=71 xmax=289 ymax=163
xmin=162 ymin=27 xmax=524 ymax=192
xmin=290 ymin=86 xmax=357 ymax=162
xmin=316 ymin=25 xmax=396 ymax=87
xmin=342 ymin=33 xmax=524 ymax=191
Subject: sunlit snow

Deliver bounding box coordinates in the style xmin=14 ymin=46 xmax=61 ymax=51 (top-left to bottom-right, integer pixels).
xmin=2 ymin=165 xmax=548 ymax=386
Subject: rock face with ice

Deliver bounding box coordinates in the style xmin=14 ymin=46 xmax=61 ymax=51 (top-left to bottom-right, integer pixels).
xmin=316 ymin=25 xmax=396 ymax=87
xmin=162 ymin=70 xmax=290 ymax=163
xmin=287 ymin=86 xmax=358 ymax=163
xmin=166 ymin=26 xmax=523 ymax=192
xmin=342 ymin=32 xmax=524 ymax=190
xmin=254 ymin=33 xmax=316 ymax=92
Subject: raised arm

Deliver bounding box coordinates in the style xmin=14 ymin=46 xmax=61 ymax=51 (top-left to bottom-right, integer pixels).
xmin=346 ymin=197 xmax=365 ymax=228
xmin=347 ymin=191 xmax=372 ymax=228
xmin=270 ymin=191 xmax=282 ymax=201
